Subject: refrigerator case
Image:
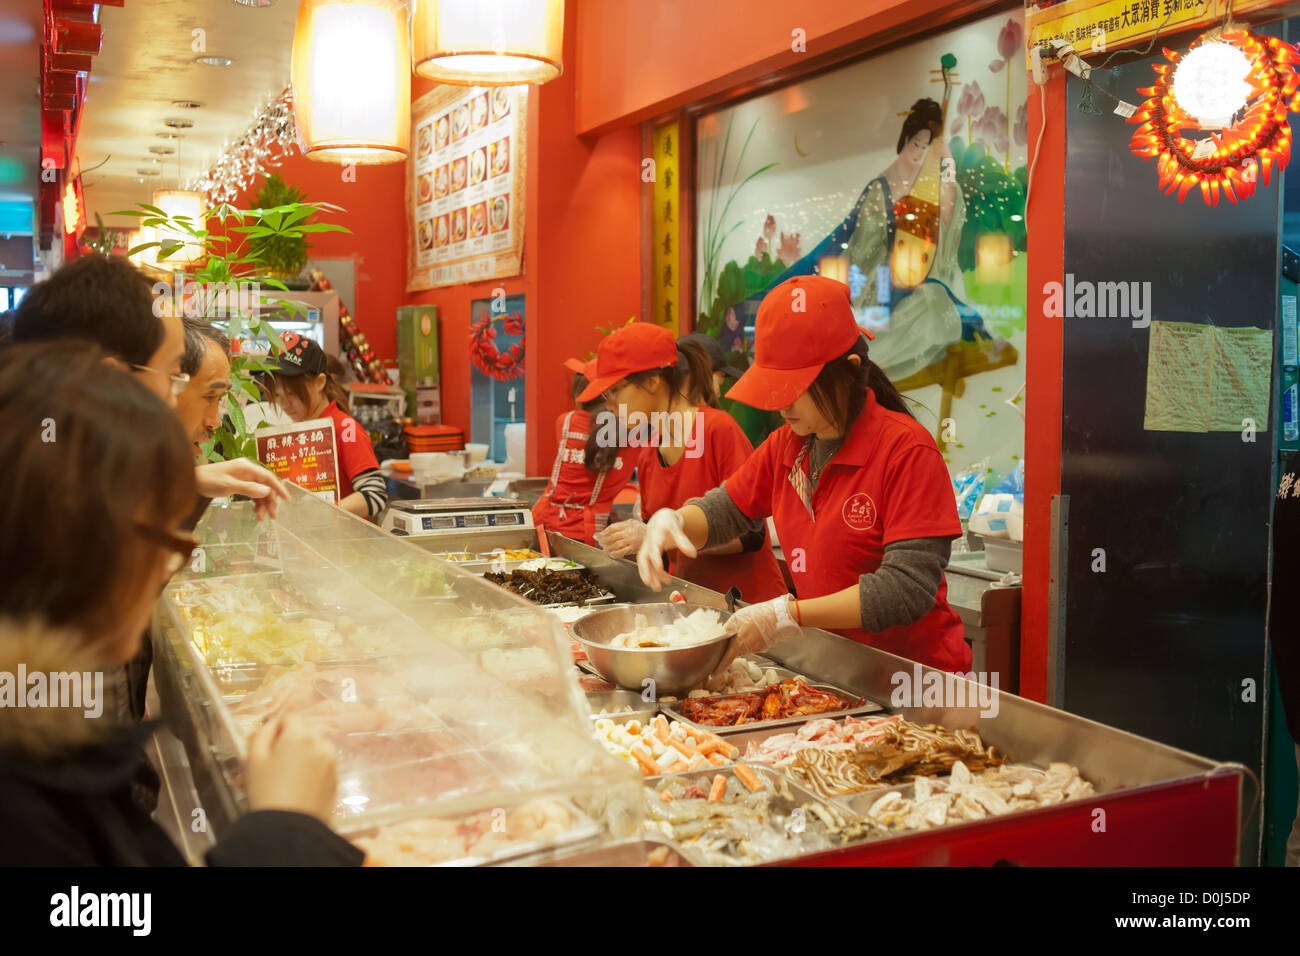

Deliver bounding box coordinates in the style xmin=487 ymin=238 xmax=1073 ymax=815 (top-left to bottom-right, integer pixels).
xmin=397 ymin=304 xmax=440 ymax=419
xmin=151 ymin=487 xmax=643 ymax=866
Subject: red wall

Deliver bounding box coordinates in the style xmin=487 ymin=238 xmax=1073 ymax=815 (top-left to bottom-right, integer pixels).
xmin=406 ymin=0 xmax=642 ymax=475
xmin=238 ymin=153 xmax=406 ymax=362
xmin=1020 ymin=72 xmax=1066 ymax=705
xmin=574 ymin=0 xmax=994 ymax=133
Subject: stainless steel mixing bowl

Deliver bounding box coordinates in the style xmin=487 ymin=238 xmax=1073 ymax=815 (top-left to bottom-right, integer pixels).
xmin=571 ymin=603 xmax=733 ymax=697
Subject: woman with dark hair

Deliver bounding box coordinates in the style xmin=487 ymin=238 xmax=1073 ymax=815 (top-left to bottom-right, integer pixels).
xmin=531 ymin=359 xmax=636 ymax=545
xmin=0 ymin=340 xmax=362 ymax=865
xmin=260 ymin=331 xmax=388 ymax=521
xmin=635 ymin=276 xmax=969 ymax=673
xmin=585 ymin=323 xmax=786 ymax=603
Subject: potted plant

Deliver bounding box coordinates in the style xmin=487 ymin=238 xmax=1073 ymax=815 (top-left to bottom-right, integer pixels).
xmin=115 ymin=192 xmax=349 ymax=462
xmin=248 ymin=173 xmax=313 ymax=288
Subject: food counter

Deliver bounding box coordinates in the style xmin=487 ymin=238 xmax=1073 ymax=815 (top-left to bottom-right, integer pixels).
xmin=151 ymin=488 xmax=1248 ymax=866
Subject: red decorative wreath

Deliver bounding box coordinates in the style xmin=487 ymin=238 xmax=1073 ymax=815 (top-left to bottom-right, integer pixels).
xmin=1129 ymin=30 xmax=1300 ymax=206
xmin=469 ymin=310 xmax=525 ymax=381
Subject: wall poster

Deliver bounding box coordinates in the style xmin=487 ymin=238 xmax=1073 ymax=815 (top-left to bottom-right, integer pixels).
xmin=407 ymin=85 xmax=527 ymax=291
xmin=695 ymin=8 xmax=1028 ymax=481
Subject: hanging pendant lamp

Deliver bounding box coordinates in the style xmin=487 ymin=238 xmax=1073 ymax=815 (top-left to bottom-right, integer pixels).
xmin=292 ymin=0 xmax=411 ymax=164
xmin=412 ymin=0 xmax=564 ymax=86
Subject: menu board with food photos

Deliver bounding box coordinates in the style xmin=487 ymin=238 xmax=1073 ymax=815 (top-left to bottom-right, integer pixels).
xmin=407 ymin=84 xmax=527 ymax=291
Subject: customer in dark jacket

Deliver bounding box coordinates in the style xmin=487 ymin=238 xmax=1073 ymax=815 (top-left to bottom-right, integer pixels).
xmin=0 ymin=341 xmax=362 ymax=866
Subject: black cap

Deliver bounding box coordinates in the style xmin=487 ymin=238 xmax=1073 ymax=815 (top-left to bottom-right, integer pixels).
xmin=267 ymin=330 xmax=327 ymax=376
xmin=678 ymin=332 xmax=743 ymax=380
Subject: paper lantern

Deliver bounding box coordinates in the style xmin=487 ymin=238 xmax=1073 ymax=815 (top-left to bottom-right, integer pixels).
xmin=817 ymin=254 xmax=849 ymax=285
xmin=975 ymin=233 xmax=1013 ymax=284
xmin=413 ymin=0 xmax=564 ymax=86
xmin=1129 ymin=30 xmax=1300 ymax=206
xmin=151 ymin=189 xmax=206 ymax=264
xmin=292 ymin=0 xmax=410 ymax=164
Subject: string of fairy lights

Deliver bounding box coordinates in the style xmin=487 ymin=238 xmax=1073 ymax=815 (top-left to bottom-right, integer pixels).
xmin=187 ymin=87 xmax=299 ymax=205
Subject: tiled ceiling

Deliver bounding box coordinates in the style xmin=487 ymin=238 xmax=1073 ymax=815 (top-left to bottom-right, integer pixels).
xmin=79 ymin=0 xmax=298 ymax=228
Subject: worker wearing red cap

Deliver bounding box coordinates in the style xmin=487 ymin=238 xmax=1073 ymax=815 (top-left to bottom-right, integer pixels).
xmin=580 ymin=323 xmax=787 ymax=603
xmin=531 ymin=358 xmax=637 ymax=545
xmin=635 ymin=275 xmax=970 ymax=673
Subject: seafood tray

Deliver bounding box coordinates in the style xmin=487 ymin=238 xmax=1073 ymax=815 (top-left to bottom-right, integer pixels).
xmin=540 ymin=837 xmax=694 ymax=867
xmin=660 ymin=679 xmax=885 ymax=735
xmin=344 ymin=799 xmax=602 ymax=867
xmin=640 ymin=765 xmax=877 ymax=866
xmin=483 ymin=567 xmax=616 ymax=608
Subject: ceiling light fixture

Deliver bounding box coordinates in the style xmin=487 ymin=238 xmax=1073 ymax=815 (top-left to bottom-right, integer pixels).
xmin=171 ymin=100 xmax=204 ymax=109
xmin=291 ymin=0 xmax=410 ymax=164
xmin=194 ymin=55 xmax=233 ymax=67
xmin=148 ymin=145 xmax=175 ymax=155
xmin=233 ymin=0 xmax=274 ymax=6
xmin=163 ymin=117 xmax=194 ymax=128
xmin=412 ymin=0 xmax=564 ymax=86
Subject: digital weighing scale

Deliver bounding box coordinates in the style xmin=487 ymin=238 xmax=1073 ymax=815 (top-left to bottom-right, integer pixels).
xmin=380 ymin=496 xmax=535 ymax=544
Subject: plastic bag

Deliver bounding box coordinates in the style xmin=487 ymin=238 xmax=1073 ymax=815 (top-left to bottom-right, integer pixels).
xmin=952 ymin=458 xmax=989 ymax=520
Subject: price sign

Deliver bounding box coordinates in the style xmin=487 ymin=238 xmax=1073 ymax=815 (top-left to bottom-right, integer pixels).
xmin=255 ymin=417 xmax=341 ymax=504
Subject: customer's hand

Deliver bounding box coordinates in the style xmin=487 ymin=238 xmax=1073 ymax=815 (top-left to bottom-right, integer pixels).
xmin=245 ymin=715 xmax=338 ymax=822
xmin=596 ymin=518 xmax=646 ymax=557
xmin=715 ymin=595 xmax=800 ymax=673
xmin=636 ymin=509 xmax=696 ymax=590
xmin=195 ymin=458 xmax=290 ymax=520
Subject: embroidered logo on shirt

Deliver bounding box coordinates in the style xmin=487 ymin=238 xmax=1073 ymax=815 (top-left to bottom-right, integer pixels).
xmin=842 ymin=492 xmax=877 ymax=531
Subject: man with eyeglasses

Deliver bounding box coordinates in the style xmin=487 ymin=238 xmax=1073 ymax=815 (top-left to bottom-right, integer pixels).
xmin=12 ymin=254 xmax=287 ymax=519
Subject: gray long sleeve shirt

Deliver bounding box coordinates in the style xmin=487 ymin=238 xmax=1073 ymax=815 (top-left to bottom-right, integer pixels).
xmin=686 ymin=436 xmax=952 ymax=631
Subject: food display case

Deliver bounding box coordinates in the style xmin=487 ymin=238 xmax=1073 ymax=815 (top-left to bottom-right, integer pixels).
xmin=152 ymin=492 xmax=1250 ymax=866
xmin=150 ymin=487 xmax=643 ymax=865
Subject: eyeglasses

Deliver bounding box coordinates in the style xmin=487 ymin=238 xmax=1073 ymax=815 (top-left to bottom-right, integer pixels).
xmin=131 ymin=364 xmax=191 ymax=397
xmin=134 ymin=523 xmax=201 ymax=574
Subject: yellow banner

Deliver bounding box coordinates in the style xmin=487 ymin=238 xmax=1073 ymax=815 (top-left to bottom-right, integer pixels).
xmin=1025 ymin=0 xmax=1284 ymax=65
xmin=651 ymin=122 xmax=680 ymax=335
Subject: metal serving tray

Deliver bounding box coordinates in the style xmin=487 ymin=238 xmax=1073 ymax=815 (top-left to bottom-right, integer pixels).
xmin=585 ymin=689 xmax=659 ymax=721
xmin=343 ymin=800 xmax=602 ymax=867
xmin=659 ymin=679 xmax=885 ymax=735
xmin=640 ymin=765 xmax=874 ymax=866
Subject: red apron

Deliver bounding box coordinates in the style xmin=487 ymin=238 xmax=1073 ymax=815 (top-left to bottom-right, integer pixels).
xmin=532 ymin=411 xmax=634 ymax=546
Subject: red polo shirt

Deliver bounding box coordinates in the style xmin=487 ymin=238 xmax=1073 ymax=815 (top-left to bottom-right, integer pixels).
xmin=638 ymin=406 xmax=787 ymax=603
xmin=324 ymin=400 xmax=379 ymax=498
xmin=724 ymin=388 xmax=970 ymax=672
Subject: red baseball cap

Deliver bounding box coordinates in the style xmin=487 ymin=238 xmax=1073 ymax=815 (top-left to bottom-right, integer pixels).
xmin=726 ymin=275 xmax=872 ymax=411
xmin=577 ymin=323 xmax=677 ymax=402
xmin=563 ymin=356 xmax=594 ymax=376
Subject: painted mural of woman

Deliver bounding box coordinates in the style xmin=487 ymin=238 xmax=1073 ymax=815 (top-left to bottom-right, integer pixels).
xmin=761 ymin=96 xmax=989 ymax=382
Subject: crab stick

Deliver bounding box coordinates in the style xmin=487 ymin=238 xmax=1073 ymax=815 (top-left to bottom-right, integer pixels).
xmin=706 ymin=752 xmax=729 ymax=767
xmin=630 ymin=745 xmax=659 ymax=776
xmin=707 ymin=774 xmax=728 ymax=803
xmin=667 ymin=760 xmax=690 ymax=773
xmin=734 ymin=763 xmax=764 ymax=792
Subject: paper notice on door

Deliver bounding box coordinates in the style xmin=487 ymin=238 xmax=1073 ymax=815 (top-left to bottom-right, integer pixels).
xmin=1143 ymin=321 xmax=1273 ymax=433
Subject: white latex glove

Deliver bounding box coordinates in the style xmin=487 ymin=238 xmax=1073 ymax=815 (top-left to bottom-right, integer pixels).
xmin=596 ymin=518 xmax=647 ymax=557
xmin=716 ymin=595 xmax=800 ymax=673
xmin=636 ymin=508 xmax=697 ymax=590
xmin=195 ymin=458 xmax=290 ymax=521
